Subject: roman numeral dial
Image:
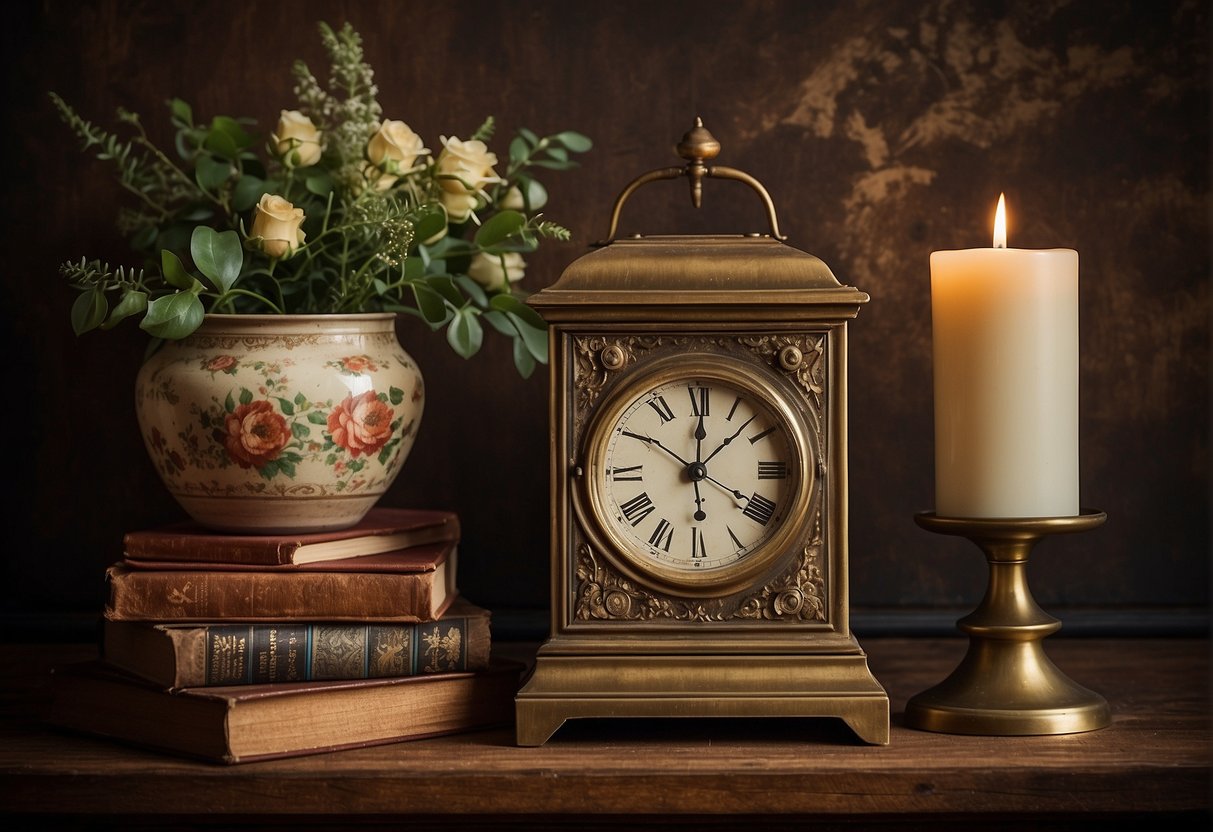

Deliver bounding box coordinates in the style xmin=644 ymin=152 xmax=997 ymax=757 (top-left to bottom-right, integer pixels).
xmin=597 ymin=372 xmax=800 ymax=574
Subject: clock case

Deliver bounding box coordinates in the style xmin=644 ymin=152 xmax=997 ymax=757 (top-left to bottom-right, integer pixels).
xmin=515 ymin=121 xmax=889 ymax=745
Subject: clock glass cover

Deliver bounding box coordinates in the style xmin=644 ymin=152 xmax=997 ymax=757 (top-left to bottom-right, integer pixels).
xmin=584 ymin=358 xmax=813 ymax=591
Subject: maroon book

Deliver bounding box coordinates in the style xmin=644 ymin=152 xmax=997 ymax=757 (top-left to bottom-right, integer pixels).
xmin=122 ymin=508 xmax=460 ymax=567
xmin=105 ymin=541 xmax=459 ymax=624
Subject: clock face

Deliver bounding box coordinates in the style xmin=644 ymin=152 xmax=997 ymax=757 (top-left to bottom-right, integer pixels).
xmin=582 ymin=357 xmax=813 ymax=593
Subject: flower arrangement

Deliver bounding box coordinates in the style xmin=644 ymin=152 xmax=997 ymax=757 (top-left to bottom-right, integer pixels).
xmin=51 ymin=21 xmax=590 ymax=377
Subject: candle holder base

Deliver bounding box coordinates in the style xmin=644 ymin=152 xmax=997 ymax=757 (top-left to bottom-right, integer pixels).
xmin=904 ymin=509 xmax=1110 ymax=736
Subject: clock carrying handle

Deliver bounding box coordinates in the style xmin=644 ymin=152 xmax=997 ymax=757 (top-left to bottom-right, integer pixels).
xmin=598 ymin=118 xmax=787 ymax=245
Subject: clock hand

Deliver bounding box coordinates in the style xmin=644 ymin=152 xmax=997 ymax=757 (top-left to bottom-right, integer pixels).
xmin=621 ymin=430 xmax=692 ymax=467
xmin=691 ymin=414 xmax=708 ymax=522
xmin=702 ymin=414 xmax=756 ymax=465
xmin=703 ymin=472 xmax=748 ymax=503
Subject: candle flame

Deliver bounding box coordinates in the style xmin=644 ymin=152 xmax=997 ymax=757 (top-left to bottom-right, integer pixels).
xmin=993 ymin=193 xmax=1007 ymax=249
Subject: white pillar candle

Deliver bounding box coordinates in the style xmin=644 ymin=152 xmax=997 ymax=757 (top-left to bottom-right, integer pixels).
xmin=930 ymin=195 xmax=1080 ymax=518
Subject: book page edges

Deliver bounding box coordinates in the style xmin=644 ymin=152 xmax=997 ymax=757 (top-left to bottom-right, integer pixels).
xmin=49 ymin=660 xmax=523 ymax=764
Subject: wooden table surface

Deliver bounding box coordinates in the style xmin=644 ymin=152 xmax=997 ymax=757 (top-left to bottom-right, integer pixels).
xmin=0 ymin=637 xmax=1208 ymax=830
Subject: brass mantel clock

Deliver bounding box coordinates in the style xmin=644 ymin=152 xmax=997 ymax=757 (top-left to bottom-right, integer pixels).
xmin=515 ymin=119 xmax=889 ymax=745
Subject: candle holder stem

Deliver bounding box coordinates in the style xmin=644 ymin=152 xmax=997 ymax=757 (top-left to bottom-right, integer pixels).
xmin=904 ymin=510 xmax=1110 ymax=735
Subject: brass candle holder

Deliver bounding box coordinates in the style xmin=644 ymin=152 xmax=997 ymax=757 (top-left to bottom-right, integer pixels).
xmin=904 ymin=509 xmax=1110 ymax=736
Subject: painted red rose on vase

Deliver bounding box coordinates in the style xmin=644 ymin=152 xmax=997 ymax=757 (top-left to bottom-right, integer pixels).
xmin=203 ymin=355 xmax=239 ymax=374
xmin=327 ymin=390 xmax=395 ymax=457
xmin=224 ymin=400 xmax=290 ymax=468
xmin=339 ymin=355 xmax=379 ymax=373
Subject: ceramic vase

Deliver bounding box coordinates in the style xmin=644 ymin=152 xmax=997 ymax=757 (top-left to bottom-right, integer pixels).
xmin=134 ymin=313 xmax=424 ymax=533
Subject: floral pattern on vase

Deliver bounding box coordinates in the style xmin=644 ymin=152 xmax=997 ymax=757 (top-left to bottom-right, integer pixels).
xmin=135 ymin=313 xmax=423 ymax=533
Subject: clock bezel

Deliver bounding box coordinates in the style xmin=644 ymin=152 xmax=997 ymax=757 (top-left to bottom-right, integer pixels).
xmin=576 ymin=352 xmax=818 ymax=597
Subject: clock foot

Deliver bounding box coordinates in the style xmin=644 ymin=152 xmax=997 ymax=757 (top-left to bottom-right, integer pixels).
xmin=515 ymin=704 xmax=567 ymax=747
xmin=514 ymin=647 xmax=890 ymax=746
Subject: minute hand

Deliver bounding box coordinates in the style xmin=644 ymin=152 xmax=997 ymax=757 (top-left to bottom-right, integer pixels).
xmin=702 ymin=415 xmax=756 ymax=465
xmin=621 ymin=430 xmax=692 ymax=467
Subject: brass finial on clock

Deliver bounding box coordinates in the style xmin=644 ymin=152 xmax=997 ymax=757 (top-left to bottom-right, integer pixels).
xmin=676 ymin=117 xmax=720 ymax=208
xmin=600 ymin=117 xmax=787 ymax=243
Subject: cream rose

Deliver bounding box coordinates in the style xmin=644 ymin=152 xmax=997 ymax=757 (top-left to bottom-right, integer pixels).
xmin=437 ymin=136 xmax=501 ymax=196
xmin=366 ymin=120 xmax=429 ymax=176
xmin=467 ymin=252 xmax=525 ymax=290
xmin=272 ymin=110 xmax=322 ymax=168
xmin=440 ymin=189 xmax=479 ymax=223
xmin=250 ymin=194 xmax=306 ymax=259
xmin=359 ymin=161 xmax=398 ymax=193
xmin=500 ymin=185 xmax=526 ymax=211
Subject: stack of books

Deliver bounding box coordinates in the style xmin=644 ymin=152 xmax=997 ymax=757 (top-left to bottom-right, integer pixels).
xmin=47 ymin=508 xmax=522 ymax=764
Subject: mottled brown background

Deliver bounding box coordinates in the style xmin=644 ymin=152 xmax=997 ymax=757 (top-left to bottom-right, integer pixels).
xmin=3 ymin=0 xmax=1207 ymax=637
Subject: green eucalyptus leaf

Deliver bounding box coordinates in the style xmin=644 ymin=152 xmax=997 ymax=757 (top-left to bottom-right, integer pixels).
xmin=140 ymin=291 xmax=205 ymax=340
xmin=70 ymin=289 xmax=107 ymax=335
xmin=509 ymin=136 xmax=530 ymax=166
xmin=204 ymin=116 xmax=255 ymax=159
xmin=403 ymin=256 xmax=426 ymax=280
xmin=453 ymin=274 xmax=488 ymax=307
xmin=481 ymin=309 xmax=515 ymax=336
xmin=233 ymin=175 xmax=267 ymax=212
xmin=412 ymin=282 xmax=451 ymax=327
xmin=195 ymin=154 xmax=231 ymax=190
xmin=513 ymin=336 xmax=537 ymax=379
xmin=203 ymin=129 xmax=238 ymax=160
xmin=425 ymin=236 xmax=475 ymax=260
xmin=521 ymin=176 xmax=548 ymax=211
xmin=160 ymin=249 xmax=195 ymax=290
xmin=485 ymin=233 xmax=539 ymax=254
xmin=489 ymin=292 xmax=547 ymax=330
xmin=305 ymin=171 xmax=334 ymax=196
xmin=519 ymin=127 xmax=539 ymax=146
xmin=102 ymin=289 xmax=148 ymax=329
xmin=446 ymin=308 xmax=483 ymax=359
xmin=168 ymin=98 xmax=193 ymax=127
xmin=529 ymin=159 xmax=577 ymax=171
xmin=474 ymin=210 xmax=526 ymax=248
xmin=410 ymin=206 xmax=447 ymax=246
xmin=180 ymin=206 xmax=215 ymax=222
xmin=545 ymin=146 xmax=569 ymax=162
xmin=507 ymin=311 xmax=549 ymax=363
xmin=191 ymin=227 xmax=243 ymax=292
xmin=424 ymin=275 xmax=465 ymax=307
xmin=553 ymin=130 xmax=593 ymax=153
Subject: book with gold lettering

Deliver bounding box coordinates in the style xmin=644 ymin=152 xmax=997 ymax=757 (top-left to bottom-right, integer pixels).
xmin=101 ymin=598 xmax=491 ymax=689
xmin=47 ymin=657 xmax=524 ymax=764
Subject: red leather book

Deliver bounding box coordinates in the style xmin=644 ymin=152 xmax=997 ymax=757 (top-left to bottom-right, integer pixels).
xmin=104 ymin=541 xmax=458 ymax=623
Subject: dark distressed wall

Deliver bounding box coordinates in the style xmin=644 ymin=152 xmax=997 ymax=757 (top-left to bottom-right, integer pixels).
xmin=3 ymin=0 xmax=1207 ymax=632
